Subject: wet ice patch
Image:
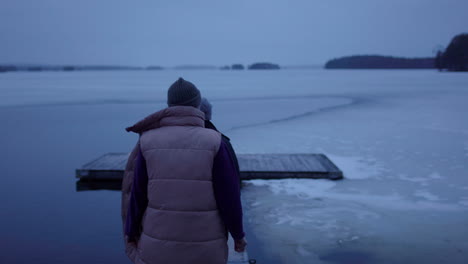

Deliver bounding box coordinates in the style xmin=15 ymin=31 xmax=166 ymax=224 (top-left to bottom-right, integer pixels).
xmin=243 ymin=178 xmax=468 ymax=264
xmin=397 ymin=171 xmax=444 ymax=184
xmin=296 ymin=245 xmax=312 ymax=256
xmin=464 ymin=142 xmax=468 ymax=157
xmin=398 ymin=174 xmax=430 ymax=183
xmin=249 ymin=179 xmax=336 ymax=198
xmin=428 ymin=172 xmax=444 ymax=179
xmin=413 ymin=190 xmax=440 ymax=201
xmin=243 ymin=182 xmax=377 ymax=259
xmin=458 ymin=196 xmax=468 ymax=207
xmin=245 ymin=179 xmax=463 ymax=212
xmin=328 ymin=155 xmax=386 ymax=179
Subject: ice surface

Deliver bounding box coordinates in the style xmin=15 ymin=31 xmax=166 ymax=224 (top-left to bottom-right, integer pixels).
xmin=413 ymin=189 xmax=440 ymax=201
xmin=327 ymin=155 xmax=385 ymax=180
xmin=1 ymin=69 xmax=468 ymax=264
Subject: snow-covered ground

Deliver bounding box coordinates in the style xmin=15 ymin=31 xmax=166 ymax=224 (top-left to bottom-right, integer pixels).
xmin=0 ymin=69 xmax=467 ymax=263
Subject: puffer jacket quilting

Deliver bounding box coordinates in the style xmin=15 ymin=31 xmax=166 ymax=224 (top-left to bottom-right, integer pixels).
xmin=121 ymin=106 xmax=227 ymax=264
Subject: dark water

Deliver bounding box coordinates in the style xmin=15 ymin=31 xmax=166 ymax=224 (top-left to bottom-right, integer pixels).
xmin=0 ymin=103 xmax=276 ymax=264
xmin=0 ymin=104 xmax=141 ymax=263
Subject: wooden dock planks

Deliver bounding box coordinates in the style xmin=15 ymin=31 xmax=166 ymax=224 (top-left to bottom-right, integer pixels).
xmin=238 ymin=153 xmax=342 ymax=180
xmin=76 ymin=153 xmax=130 ymax=180
xmin=76 ymin=153 xmax=343 ymax=187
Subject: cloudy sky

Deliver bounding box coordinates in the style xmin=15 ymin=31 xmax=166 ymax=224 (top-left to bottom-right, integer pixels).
xmin=1 ymin=0 xmax=467 ymax=66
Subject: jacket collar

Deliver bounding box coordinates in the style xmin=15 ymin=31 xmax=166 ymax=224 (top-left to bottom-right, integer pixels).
xmin=126 ymin=106 xmax=205 ymax=134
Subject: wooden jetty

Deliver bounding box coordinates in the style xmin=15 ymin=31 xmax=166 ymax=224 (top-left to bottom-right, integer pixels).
xmin=76 ymin=153 xmax=343 ymax=191
xmin=75 ymin=153 xmax=341 ymax=263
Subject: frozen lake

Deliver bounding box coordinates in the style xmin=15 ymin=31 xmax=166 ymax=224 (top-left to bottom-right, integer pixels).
xmin=0 ymin=69 xmax=467 ymax=263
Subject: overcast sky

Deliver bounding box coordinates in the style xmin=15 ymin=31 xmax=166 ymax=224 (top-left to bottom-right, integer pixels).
xmin=1 ymin=0 xmax=467 ymax=66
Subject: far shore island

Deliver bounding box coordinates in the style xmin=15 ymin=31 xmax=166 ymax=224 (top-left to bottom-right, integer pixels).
xmin=248 ymin=62 xmax=280 ymax=70
xmin=324 ymin=33 xmax=467 ymax=71
xmin=325 ymin=55 xmax=435 ymax=69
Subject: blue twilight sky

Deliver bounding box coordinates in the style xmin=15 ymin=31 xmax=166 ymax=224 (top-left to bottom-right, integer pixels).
xmin=1 ymin=0 xmax=467 ymax=66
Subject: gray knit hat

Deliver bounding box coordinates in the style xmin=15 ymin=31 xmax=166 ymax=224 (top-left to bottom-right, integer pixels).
xmin=167 ymin=77 xmax=201 ymax=108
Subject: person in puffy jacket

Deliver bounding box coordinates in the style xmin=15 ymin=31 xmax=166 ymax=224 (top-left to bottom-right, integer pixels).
xmin=121 ymin=78 xmax=246 ymax=264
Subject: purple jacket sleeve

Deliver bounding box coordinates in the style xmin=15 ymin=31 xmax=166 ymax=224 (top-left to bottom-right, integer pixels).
xmin=124 ymin=145 xmax=148 ymax=242
xmin=212 ymin=140 xmax=245 ymax=240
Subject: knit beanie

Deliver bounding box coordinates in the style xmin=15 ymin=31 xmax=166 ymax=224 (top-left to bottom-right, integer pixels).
xmin=167 ymin=77 xmax=201 ymax=108
xmin=200 ymin=98 xmax=212 ymax=120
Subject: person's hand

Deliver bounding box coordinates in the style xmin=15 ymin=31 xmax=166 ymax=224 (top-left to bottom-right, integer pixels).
xmin=125 ymin=235 xmax=138 ymax=248
xmin=234 ymin=238 xmax=247 ymax=252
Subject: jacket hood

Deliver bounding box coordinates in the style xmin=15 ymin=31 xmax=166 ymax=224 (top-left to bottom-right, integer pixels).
xmin=126 ymin=106 xmax=205 ymax=134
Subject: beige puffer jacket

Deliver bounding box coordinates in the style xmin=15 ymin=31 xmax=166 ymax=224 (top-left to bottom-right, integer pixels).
xmin=121 ymin=106 xmax=227 ymax=264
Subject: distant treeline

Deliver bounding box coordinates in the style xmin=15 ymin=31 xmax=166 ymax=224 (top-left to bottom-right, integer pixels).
xmin=435 ymin=33 xmax=468 ymax=72
xmin=0 ymin=65 xmax=156 ymax=73
xmin=0 ymin=62 xmax=282 ymax=73
xmin=220 ymin=63 xmax=281 ymax=70
xmin=325 ymin=56 xmax=435 ymax=69
xmin=325 ymin=33 xmax=468 ymax=71
xmin=220 ymin=64 xmax=245 ymax=70
xmin=220 ymin=63 xmax=280 ymax=70
xmin=248 ymin=63 xmax=280 ymax=70
xmin=173 ymin=65 xmax=218 ymax=70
